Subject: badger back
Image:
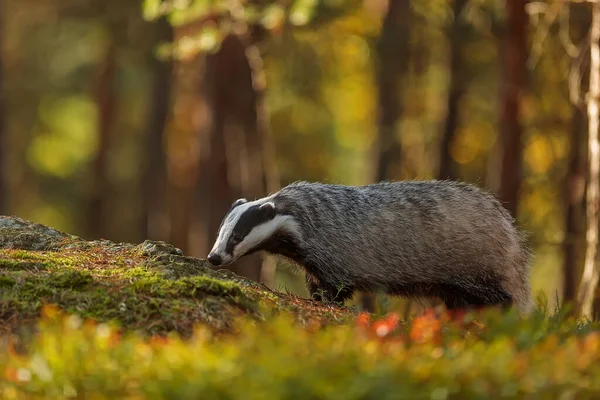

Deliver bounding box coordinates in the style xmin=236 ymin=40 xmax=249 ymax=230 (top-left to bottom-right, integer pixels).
xmin=274 ymin=180 xmax=528 ymax=282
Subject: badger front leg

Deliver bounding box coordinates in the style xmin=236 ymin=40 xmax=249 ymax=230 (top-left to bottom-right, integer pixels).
xmin=306 ymin=274 xmax=354 ymax=305
xmin=306 ymin=274 xmax=322 ymax=301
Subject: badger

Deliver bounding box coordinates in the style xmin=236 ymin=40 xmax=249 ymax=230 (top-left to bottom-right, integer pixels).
xmin=206 ymin=180 xmax=534 ymax=315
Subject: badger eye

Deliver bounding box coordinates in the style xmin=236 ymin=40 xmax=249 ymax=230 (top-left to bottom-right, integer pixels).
xmin=232 ymin=233 xmax=243 ymax=243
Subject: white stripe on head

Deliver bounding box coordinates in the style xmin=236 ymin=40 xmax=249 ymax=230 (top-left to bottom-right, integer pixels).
xmin=210 ymin=199 xmax=261 ymax=255
xmin=233 ymin=215 xmax=302 ymax=259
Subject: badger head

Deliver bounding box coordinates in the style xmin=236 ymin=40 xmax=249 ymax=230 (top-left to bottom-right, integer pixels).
xmin=207 ymin=197 xmax=300 ymax=267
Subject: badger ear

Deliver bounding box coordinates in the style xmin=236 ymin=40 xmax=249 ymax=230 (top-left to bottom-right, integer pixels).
xmin=259 ymin=201 xmax=276 ymax=218
xmin=231 ymin=198 xmax=248 ymax=209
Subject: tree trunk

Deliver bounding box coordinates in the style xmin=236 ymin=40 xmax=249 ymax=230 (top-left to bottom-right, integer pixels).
xmin=244 ymin=40 xmax=280 ymax=288
xmin=563 ymin=102 xmax=586 ymax=309
xmin=497 ymin=0 xmax=528 ymax=218
xmin=438 ymin=0 xmax=468 ymax=181
xmin=374 ymin=0 xmax=411 ymax=181
xmin=578 ymin=1 xmax=600 ymax=319
xmin=168 ymin=51 xmax=205 ymax=256
xmin=0 ymin=1 xmax=5 ymax=215
xmin=142 ymin=18 xmax=173 ymax=242
xmin=361 ymin=0 xmax=411 ymax=312
xmin=197 ymin=34 xmax=269 ymax=283
xmin=88 ymin=39 xmax=117 ymax=239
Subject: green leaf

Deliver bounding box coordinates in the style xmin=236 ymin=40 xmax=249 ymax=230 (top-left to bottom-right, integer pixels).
xmin=142 ymin=0 xmax=163 ymax=21
xmin=197 ymin=25 xmax=221 ymax=53
xmin=261 ymin=4 xmax=286 ymax=30
xmin=289 ymin=0 xmax=318 ymax=26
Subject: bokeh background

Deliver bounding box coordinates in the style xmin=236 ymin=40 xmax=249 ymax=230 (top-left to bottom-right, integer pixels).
xmin=2 ymin=0 xmax=596 ymax=313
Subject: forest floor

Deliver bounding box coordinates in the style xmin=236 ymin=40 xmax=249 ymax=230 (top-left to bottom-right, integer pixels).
xmin=2 ymin=216 xmax=600 ymax=399
xmin=0 ymin=216 xmax=352 ymax=339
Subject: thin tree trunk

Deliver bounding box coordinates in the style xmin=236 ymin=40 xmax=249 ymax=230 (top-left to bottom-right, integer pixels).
xmin=89 ymin=39 xmax=117 ymax=239
xmin=171 ymin=51 xmax=210 ymax=256
xmin=438 ymin=0 xmax=468 ymax=181
xmin=578 ymin=1 xmax=600 ymax=319
xmin=244 ymin=42 xmax=279 ymax=195
xmin=374 ymin=0 xmax=411 ymax=181
xmin=497 ymin=0 xmax=528 ymax=218
xmin=198 ymin=35 xmax=266 ymax=283
xmin=0 ymin=1 xmax=5 ymax=215
xmin=361 ymin=0 xmax=411 ymax=312
xmin=169 ymin=185 xmax=193 ymax=254
xmin=245 ymin=40 xmax=280 ymax=287
xmin=142 ymin=18 xmax=173 ymax=242
xmin=188 ymin=55 xmax=216 ymax=257
xmin=563 ymin=103 xmax=586 ymax=308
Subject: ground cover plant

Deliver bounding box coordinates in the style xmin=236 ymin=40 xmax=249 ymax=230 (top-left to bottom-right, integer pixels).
xmin=1 ymin=216 xmax=600 ymax=399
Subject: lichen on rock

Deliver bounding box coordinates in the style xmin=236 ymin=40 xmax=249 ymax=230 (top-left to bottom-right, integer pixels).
xmin=0 ymin=216 xmax=79 ymax=251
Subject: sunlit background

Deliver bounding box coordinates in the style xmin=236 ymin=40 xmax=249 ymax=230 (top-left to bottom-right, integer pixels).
xmin=3 ymin=0 xmax=593 ymax=312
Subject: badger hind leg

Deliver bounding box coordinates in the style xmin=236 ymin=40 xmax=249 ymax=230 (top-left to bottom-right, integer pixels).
xmin=501 ymin=274 xmax=535 ymax=316
xmin=442 ymin=294 xmax=469 ymax=311
xmin=440 ymin=283 xmax=513 ymax=312
xmin=500 ymin=249 xmax=536 ymax=316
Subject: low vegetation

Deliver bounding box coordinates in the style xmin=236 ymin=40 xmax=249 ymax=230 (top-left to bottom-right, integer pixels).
xmin=1 ymin=217 xmax=600 ymax=399
xmin=2 ymin=306 xmax=600 ymax=399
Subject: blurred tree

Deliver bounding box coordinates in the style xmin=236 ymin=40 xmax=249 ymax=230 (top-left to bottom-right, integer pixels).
xmin=253 ymin=35 xmax=281 ymax=286
xmin=167 ymin=55 xmax=205 ymax=256
xmin=438 ymin=0 xmax=468 ymax=180
xmin=373 ymin=0 xmax=410 ymax=181
xmin=578 ymin=0 xmax=600 ymax=319
xmin=497 ymin=0 xmax=528 ymax=217
xmin=0 ymin=0 xmax=5 ymax=214
xmin=142 ymin=17 xmax=174 ymax=242
xmin=564 ymin=102 xmax=585 ymax=307
xmin=198 ymin=34 xmax=269 ymax=282
xmin=562 ymin=2 xmax=590 ymax=309
xmin=361 ymin=0 xmax=412 ymax=312
xmin=88 ymin=37 xmax=117 ymax=239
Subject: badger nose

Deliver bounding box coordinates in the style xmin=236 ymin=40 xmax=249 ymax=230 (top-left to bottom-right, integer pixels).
xmin=207 ymin=253 xmax=222 ymax=266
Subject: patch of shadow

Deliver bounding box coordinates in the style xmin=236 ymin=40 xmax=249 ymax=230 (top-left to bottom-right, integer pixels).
xmin=0 ymin=259 xmax=50 ymax=272
xmin=49 ymin=269 xmax=95 ymax=289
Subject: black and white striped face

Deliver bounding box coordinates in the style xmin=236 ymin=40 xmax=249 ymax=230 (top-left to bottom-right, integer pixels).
xmin=207 ymin=197 xmax=298 ymax=267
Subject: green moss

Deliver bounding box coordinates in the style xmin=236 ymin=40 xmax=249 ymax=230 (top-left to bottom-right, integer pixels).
xmin=0 ymin=275 xmax=15 ymax=286
xmin=0 ymin=227 xmax=352 ymax=338
xmin=11 ymin=250 xmax=46 ymax=260
xmin=50 ymin=269 xmax=94 ymax=289
xmin=0 ymin=258 xmax=50 ymax=271
xmin=0 ymin=247 xmax=260 ymax=337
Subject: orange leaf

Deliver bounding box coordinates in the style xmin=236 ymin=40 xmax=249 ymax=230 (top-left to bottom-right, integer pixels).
xmin=356 ymin=312 xmax=371 ymax=329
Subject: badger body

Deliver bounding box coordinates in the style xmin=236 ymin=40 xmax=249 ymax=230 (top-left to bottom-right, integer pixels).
xmin=207 ymin=180 xmax=534 ymax=314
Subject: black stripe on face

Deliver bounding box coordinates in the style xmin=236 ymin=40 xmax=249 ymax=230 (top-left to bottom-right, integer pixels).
xmin=217 ymin=198 xmax=248 ymax=234
xmin=225 ymin=204 xmax=276 ymax=255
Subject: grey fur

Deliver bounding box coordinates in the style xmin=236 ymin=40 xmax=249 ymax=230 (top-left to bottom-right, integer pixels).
xmin=208 ymin=180 xmax=535 ymax=315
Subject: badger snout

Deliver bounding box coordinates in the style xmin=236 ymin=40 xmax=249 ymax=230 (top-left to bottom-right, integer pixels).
xmin=207 ymin=253 xmax=223 ymax=266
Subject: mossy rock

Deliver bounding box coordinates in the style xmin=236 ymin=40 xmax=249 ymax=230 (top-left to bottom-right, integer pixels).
xmin=0 ymin=216 xmax=351 ymax=338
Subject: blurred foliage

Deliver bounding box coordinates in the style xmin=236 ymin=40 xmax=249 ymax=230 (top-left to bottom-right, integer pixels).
xmin=1 ymin=305 xmax=600 ymax=399
xmin=142 ymin=0 xmax=363 ymax=57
